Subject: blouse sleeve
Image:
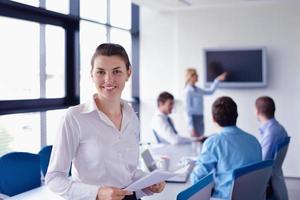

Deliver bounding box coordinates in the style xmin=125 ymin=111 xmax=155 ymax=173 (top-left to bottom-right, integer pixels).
xmin=45 ymin=110 xmax=99 ymax=200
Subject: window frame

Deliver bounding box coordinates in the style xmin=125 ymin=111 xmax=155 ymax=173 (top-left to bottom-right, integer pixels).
xmin=0 ymin=1 xmax=80 ymax=115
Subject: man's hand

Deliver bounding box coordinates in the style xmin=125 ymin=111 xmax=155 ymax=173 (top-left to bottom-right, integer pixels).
xmin=96 ymin=187 xmax=133 ymax=200
xmin=147 ymin=181 xmax=166 ymax=193
xmin=191 ymin=129 xmax=200 ymax=137
xmin=196 ymin=135 xmax=208 ymax=143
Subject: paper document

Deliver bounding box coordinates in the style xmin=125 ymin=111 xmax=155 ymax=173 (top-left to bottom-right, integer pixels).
xmin=124 ymin=169 xmax=177 ymax=191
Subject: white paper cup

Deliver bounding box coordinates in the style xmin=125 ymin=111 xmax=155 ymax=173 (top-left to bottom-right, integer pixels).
xmin=157 ymin=157 xmax=170 ymax=171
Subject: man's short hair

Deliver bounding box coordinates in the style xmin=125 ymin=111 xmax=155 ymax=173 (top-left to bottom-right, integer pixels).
xmin=212 ymin=96 xmax=238 ymax=126
xmin=255 ymin=96 xmax=275 ymax=119
xmin=157 ymin=92 xmax=174 ymax=106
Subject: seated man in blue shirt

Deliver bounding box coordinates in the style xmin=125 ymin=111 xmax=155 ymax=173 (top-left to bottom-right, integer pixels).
xmin=190 ymin=96 xmax=262 ymax=199
xmin=151 ymin=92 xmax=194 ymax=144
xmin=255 ymin=96 xmax=289 ymax=199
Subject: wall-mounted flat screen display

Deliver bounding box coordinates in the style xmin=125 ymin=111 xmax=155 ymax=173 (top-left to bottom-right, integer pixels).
xmin=204 ymin=48 xmax=267 ymax=88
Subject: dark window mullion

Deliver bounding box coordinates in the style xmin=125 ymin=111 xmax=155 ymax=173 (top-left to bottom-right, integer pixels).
xmin=131 ymin=3 xmax=140 ymax=116
xmin=106 ymin=0 xmax=111 ymax=42
xmin=39 ymin=0 xmax=47 ymax=147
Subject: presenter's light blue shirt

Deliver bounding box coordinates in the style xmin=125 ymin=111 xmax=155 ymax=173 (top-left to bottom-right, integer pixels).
xmin=190 ymin=126 xmax=262 ymax=199
xmin=184 ymin=79 xmax=219 ymax=129
xmin=259 ymin=118 xmax=288 ymax=160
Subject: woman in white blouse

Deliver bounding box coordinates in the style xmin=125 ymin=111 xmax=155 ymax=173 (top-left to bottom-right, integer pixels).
xmin=45 ymin=43 xmax=165 ymax=200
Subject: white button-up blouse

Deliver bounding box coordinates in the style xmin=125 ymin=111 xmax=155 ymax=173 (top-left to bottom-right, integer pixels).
xmin=45 ymin=95 xmax=150 ymax=200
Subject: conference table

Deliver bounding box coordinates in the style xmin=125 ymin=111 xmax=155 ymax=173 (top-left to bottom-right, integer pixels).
xmin=7 ymin=143 xmax=201 ymax=200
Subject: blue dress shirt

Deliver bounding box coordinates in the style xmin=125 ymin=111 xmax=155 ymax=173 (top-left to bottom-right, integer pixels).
xmin=190 ymin=126 xmax=262 ymax=199
xmin=259 ymin=118 xmax=288 ymax=160
xmin=184 ymin=79 xmax=219 ymax=131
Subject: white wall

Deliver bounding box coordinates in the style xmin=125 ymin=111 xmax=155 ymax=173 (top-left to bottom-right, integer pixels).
xmin=140 ymin=7 xmax=182 ymax=142
xmin=140 ymin=2 xmax=300 ymax=177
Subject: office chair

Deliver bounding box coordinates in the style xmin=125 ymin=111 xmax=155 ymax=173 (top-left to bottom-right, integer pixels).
xmin=0 ymin=152 xmax=41 ymax=196
xmin=38 ymin=145 xmax=53 ymax=176
xmin=39 ymin=145 xmax=72 ymax=177
xmin=269 ymin=136 xmax=291 ymax=200
xmin=231 ymin=160 xmax=274 ymax=200
xmin=177 ymin=173 xmax=214 ymax=200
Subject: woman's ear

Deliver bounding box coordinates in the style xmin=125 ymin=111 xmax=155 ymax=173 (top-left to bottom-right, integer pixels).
xmin=126 ymin=67 xmax=132 ymax=81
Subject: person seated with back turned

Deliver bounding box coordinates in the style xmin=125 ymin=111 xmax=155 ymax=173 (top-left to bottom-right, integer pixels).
xmin=255 ymin=96 xmax=289 ymax=200
xmin=151 ymin=92 xmax=195 ymax=144
xmin=190 ymin=96 xmax=262 ymax=199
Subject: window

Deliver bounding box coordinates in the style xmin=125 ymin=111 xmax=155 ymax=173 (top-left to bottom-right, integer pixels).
xmin=10 ymin=0 xmax=38 ymax=7
xmin=0 ymin=113 xmax=40 ymax=155
xmin=0 ymin=0 xmax=79 ymax=152
xmin=46 ymin=109 xmax=67 ymax=145
xmin=110 ymin=0 xmax=131 ymax=29
xmin=45 ymin=25 xmax=66 ymax=98
xmin=46 ymin=0 xmax=69 ymax=14
xmin=80 ymin=0 xmax=107 ymax=23
xmin=0 ymin=0 xmax=138 ymax=154
xmin=0 ymin=16 xmax=40 ymax=100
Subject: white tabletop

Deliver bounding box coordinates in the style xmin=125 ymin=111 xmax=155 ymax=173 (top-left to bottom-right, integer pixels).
xmin=142 ymin=143 xmax=201 ymax=200
xmin=6 ymin=186 xmax=63 ymax=200
xmin=7 ymin=143 xmax=201 ymax=200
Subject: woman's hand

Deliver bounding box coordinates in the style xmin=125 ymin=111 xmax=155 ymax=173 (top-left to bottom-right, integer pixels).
xmin=147 ymin=181 xmax=166 ymax=193
xmin=216 ymin=72 xmax=227 ymax=81
xmin=96 ymin=187 xmax=132 ymax=200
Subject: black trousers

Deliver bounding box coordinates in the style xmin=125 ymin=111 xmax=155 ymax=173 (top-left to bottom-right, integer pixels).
xmin=124 ymin=192 xmax=140 ymax=200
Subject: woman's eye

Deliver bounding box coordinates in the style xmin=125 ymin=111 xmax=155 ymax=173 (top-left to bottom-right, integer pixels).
xmin=97 ymin=71 xmax=105 ymax=75
xmin=113 ymin=70 xmax=122 ymax=75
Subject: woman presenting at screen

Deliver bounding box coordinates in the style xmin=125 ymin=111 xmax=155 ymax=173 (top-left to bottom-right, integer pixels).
xmin=46 ymin=43 xmax=165 ymax=200
xmin=184 ymin=68 xmax=227 ymax=137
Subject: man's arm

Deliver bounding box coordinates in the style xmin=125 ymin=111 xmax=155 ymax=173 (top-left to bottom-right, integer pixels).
xmin=153 ymin=116 xmax=191 ymax=144
xmin=260 ymin=131 xmax=275 ymax=160
xmin=190 ymin=138 xmax=217 ymax=183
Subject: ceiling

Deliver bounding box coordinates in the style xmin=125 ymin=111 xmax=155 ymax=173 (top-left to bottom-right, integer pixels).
xmin=132 ymin=0 xmax=292 ymax=11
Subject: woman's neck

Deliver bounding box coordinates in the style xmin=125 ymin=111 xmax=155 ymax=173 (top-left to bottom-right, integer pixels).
xmin=95 ymin=95 xmax=122 ymax=115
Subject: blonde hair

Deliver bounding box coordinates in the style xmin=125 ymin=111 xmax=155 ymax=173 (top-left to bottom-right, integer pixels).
xmin=185 ymin=68 xmax=197 ymax=86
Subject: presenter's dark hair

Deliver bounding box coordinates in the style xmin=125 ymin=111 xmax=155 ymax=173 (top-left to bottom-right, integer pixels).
xmin=157 ymin=92 xmax=174 ymax=106
xmin=212 ymin=96 xmax=238 ymax=126
xmin=91 ymin=43 xmax=131 ymax=71
xmin=255 ymin=96 xmax=275 ymax=119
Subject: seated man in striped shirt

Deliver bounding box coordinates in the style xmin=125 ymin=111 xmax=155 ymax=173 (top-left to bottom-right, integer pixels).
xmin=255 ymin=96 xmax=289 ymax=199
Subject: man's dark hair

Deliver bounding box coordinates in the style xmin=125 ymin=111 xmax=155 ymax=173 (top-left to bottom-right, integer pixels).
xmin=212 ymin=96 xmax=238 ymax=126
xmin=91 ymin=43 xmax=131 ymax=71
xmin=255 ymin=96 xmax=275 ymax=119
xmin=157 ymin=92 xmax=174 ymax=106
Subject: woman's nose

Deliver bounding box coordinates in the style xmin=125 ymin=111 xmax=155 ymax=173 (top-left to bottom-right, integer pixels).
xmin=104 ymin=72 xmax=113 ymax=82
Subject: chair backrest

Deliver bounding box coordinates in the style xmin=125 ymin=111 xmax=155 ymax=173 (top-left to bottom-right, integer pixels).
xmin=177 ymin=173 xmax=214 ymax=200
xmin=231 ymin=160 xmax=274 ymax=200
xmin=273 ymin=137 xmax=290 ymax=171
xmin=38 ymin=145 xmax=53 ymax=176
xmin=38 ymin=145 xmax=72 ymax=177
xmin=0 ymin=152 xmax=41 ymax=196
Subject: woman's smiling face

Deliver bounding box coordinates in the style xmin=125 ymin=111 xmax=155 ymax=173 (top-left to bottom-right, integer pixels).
xmin=91 ymin=55 xmax=131 ymax=100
